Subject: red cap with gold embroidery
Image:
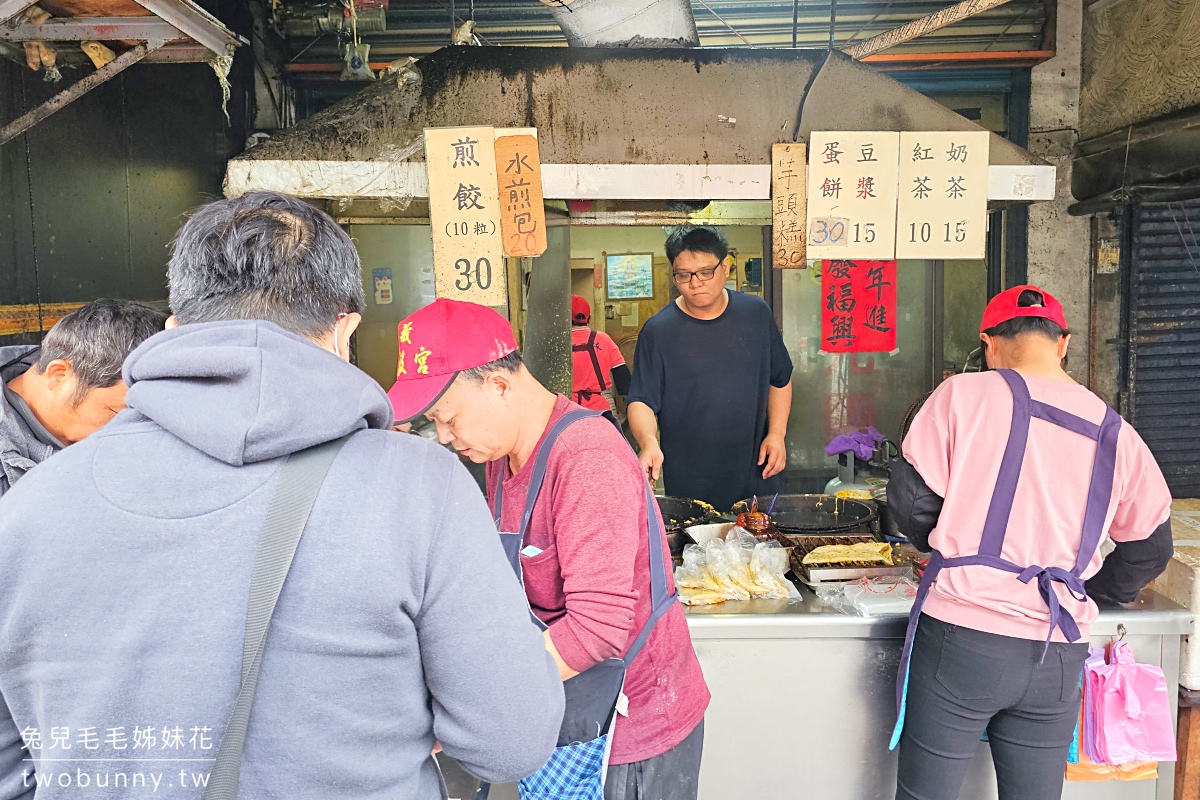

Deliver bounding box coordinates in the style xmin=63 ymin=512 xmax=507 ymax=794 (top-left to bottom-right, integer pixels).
xmin=386 ymin=299 xmax=518 ymax=423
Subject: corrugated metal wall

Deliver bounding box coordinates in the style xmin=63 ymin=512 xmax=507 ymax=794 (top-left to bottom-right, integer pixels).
xmin=1128 ymin=199 xmax=1200 ymax=497
xmin=0 ymin=57 xmax=246 ymax=344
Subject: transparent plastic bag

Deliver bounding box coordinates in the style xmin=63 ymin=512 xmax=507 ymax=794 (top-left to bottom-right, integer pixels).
xmin=749 ymin=541 xmax=801 ymax=600
xmin=817 ymin=577 xmax=916 ymax=616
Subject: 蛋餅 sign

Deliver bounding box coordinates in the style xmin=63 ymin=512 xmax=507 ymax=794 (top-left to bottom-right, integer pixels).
xmin=424 ymin=126 xmax=508 ymax=306
xmin=806 ymin=132 xmax=900 ymax=261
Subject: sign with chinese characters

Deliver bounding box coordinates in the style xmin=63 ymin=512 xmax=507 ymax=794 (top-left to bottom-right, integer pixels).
xmin=494 ymin=134 xmax=547 ymax=257
xmin=820 ymin=259 xmax=897 ymax=353
xmin=424 ymin=125 xmax=507 ymax=306
xmin=771 ymin=142 xmax=807 ymax=268
xmin=806 ymin=132 xmax=900 ymax=261
xmin=896 ymin=131 xmax=989 ymax=259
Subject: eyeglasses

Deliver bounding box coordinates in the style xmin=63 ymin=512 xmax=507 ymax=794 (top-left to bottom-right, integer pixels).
xmin=672 ymin=265 xmax=721 ymax=285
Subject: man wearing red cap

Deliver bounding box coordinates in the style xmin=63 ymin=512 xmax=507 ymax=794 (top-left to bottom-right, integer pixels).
xmin=885 ymin=285 xmax=1173 ymax=800
xmin=387 ymin=299 xmax=709 ymax=800
xmin=570 ymin=295 xmax=630 ymax=427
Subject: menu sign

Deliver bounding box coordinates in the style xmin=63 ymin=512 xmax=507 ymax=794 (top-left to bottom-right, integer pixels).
xmin=820 ymin=259 xmax=897 ymax=353
xmin=771 ymin=142 xmax=807 ymax=268
xmin=806 ymin=132 xmax=900 ymax=261
xmin=424 ymin=125 xmax=508 ymax=306
xmin=896 ymin=131 xmax=989 ymax=259
xmin=494 ymin=133 xmax=547 ymax=257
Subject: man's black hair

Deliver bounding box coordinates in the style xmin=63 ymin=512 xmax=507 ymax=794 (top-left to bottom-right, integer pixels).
xmin=167 ymin=192 xmax=365 ymax=339
xmin=982 ymin=289 xmax=1069 ymax=341
xmin=665 ymin=225 xmax=729 ymax=266
xmin=37 ymin=299 xmax=168 ymax=404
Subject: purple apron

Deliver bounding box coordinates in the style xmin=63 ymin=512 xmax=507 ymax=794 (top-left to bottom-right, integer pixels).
xmin=889 ymin=369 xmax=1122 ymax=749
xmin=484 ymin=409 xmax=677 ymax=799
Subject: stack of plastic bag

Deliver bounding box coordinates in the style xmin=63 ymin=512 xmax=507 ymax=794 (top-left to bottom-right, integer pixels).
xmin=1066 ymin=641 xmax=1175 ymax=782
xmin=675 ymin=528 xmax=801 ymax=605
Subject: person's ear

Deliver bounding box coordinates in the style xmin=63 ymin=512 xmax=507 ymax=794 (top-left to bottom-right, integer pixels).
xmin=1058 ymin=334 xmax=1071 ymax=360
xmin=486 ymin=370 xmax=514 ymax=400
xmin=165 ymin=315 xmax=178 ymax=330
xmin=332 ymin=313 xmax=361 ymax=361
xmin=42 ymin=359 xmax=73 ymax=394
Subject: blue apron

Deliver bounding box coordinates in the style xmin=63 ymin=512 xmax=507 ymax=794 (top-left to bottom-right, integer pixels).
xmin=484 ymin=409 xmax=677 ymax=800
xmin=890 ymin=369 xmax=1122 ymax=750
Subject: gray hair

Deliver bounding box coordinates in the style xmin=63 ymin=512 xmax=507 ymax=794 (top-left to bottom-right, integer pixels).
xmin=37 ymin=299 xmax=168 ymax=404
xmin=167 ymin=192 xmax=365 ymax=339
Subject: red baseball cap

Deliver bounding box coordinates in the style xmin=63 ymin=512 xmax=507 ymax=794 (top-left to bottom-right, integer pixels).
xmin=386 ymin=299 xmax=518 ymax=423
xmin=979 ymin=285 xmax=1069 ymax=334
xmin=571 ymin=295 xmax=591 ymax=324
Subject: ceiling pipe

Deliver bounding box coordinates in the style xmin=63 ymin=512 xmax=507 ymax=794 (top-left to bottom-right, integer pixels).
xmin=537 ymin=0 xmax=698 ymax=48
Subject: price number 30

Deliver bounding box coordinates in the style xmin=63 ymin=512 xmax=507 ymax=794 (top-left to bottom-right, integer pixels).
xmin=454 ymin=257 xmax=493 ymax=291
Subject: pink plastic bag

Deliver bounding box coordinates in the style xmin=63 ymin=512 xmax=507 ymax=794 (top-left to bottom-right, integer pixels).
xmin=1090 ymin=642 xmax=1177 ymax=764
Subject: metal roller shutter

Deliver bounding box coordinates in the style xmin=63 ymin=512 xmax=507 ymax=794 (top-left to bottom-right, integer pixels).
xmin=1129 ymin=199 xmax=1200 ymax=497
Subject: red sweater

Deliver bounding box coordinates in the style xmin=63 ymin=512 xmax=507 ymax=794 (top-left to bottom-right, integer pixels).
xmin=486 ymin=396 xmax=709 ymax=764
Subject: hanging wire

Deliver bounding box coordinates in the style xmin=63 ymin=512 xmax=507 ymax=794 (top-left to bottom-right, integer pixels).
xmin=828 ymin=0 xmax=838 ymax=50
xmin=18 ymin=77 xmax=45 ymax=337
xmin=1167 ymin=203 xmax=1200 ymax=280
xmin=695 ymin=0 xmax=755 ymax=48
xmin=843 ymin=0 xmax=899 ymax=47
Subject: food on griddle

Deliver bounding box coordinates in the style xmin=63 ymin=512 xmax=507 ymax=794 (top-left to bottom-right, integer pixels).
xmin=802 ymin=542 xmax=894 ymax=567
xmin=834 ymin=489 xmax=874 ymax=501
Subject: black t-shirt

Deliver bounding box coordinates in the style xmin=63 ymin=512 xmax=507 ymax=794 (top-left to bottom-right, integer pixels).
xmin=627 ymin=291 xmax=793 ymax=511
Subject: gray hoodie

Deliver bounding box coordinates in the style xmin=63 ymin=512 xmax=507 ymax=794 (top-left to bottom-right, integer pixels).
xmin=0 ymin=321 xmax=564 ymax=799
xmin=0 ymin=346 xmax=61 ymax=496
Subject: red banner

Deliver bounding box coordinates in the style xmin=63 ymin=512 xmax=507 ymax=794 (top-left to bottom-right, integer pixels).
xmin=820 ymin=260 xmax=897 ymax=353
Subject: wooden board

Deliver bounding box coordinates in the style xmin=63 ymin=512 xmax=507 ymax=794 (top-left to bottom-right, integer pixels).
xmin=895 ymin=131 xmax=989 ymax=259
xmin=806 ymin=132 xmax=900 ymax=261
xmin=494 ymin=134 xmax=547 ymax=258
xmin=771 ymin=142 xmax=806 ymax=269
xmin=0 ymin=302 xmax=85 ymax=337
xmin=424 ymin=125 xmax=507 ymax=307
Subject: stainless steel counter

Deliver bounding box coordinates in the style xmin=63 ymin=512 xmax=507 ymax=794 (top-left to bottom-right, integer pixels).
xmin=685 ymin=587 xmax=1192 ymax=800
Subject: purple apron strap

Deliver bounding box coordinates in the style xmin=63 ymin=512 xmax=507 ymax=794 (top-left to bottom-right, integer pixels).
xmin=1072 ymin=406 xmax=1123 ymax=577
xmin=895 ymin=551 xmax=945 ymax=714
xmin=1031 ymin=402 xmax=1102 ymax=440
xmin=978 ymin=370 xmax=1032 ymax=557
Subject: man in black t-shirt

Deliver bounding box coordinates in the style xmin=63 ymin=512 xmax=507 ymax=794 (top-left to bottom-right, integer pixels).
xmin=627 ymin=227 xmax=793 ymax=512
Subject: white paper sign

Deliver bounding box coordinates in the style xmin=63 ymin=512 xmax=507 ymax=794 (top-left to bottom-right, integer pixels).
xmin=806 ymin=132 xmax=900 ymax=260
xmin=896 ymin=131 xmax=990 ymax=260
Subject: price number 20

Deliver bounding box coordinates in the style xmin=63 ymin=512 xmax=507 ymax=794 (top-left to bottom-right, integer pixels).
xmin=454 ymin=257 xmax=493 ymax=291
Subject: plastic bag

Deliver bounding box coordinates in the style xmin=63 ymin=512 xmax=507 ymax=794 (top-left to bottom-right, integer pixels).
xmin=674 ymin=533 xmax=800 ymax=605
xmin=816 ymin=576 xmax=917 ymax=617
xmin=1090 ymin=641 xmax=1177 ymax=764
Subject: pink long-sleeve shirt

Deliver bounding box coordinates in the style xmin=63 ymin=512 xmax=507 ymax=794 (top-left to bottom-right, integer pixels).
xmin=904 ymin=371 xmax=1172 ymax=642
xmin=486 ymin=395 xmax=709 ymax=764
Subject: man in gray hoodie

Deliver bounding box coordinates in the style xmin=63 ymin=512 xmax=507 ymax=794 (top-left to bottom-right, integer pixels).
xmin=0 ymin=192 xmax=564 ymax=799
xmin=0 ymin=299 xmax=167 ymax=496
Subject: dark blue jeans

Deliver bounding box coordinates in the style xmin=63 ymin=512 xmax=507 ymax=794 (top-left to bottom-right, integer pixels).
xmin=896 ymin=615 xmax=1089 ymax=800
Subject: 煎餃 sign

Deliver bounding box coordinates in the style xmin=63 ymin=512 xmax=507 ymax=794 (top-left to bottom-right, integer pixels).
xmin=424 ymin=126 xmax=508 ymax=306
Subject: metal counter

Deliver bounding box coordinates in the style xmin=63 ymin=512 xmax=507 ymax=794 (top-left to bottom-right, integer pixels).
xmin=685 ymin=587 xmax=1192 ymax=800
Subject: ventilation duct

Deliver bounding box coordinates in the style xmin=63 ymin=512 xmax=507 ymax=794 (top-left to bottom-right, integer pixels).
xmin=539 ymin=0 xmax=698 ymax=48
